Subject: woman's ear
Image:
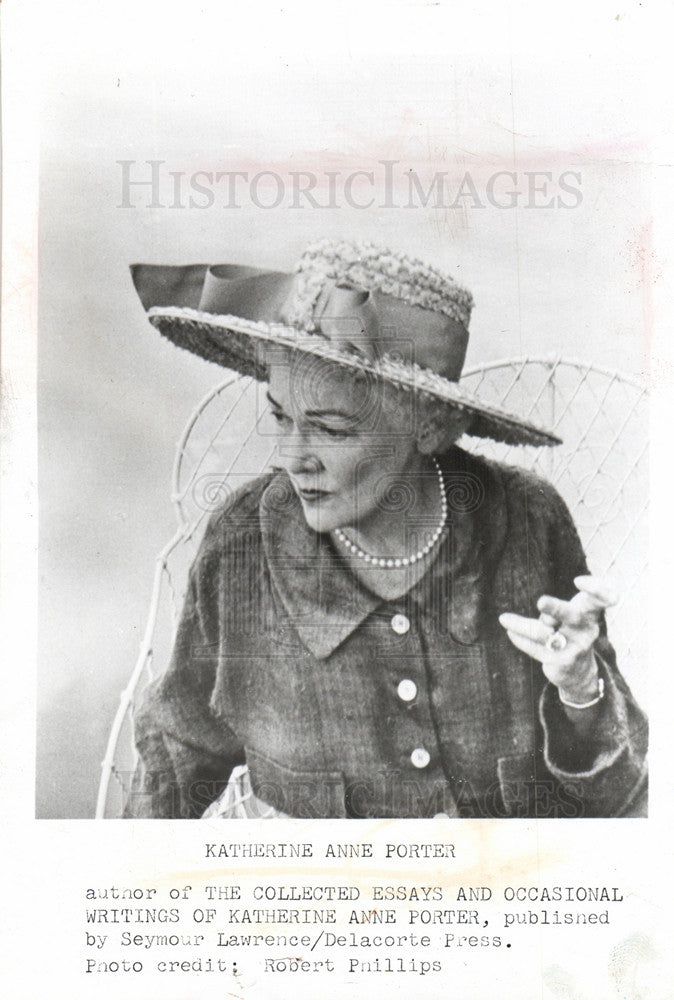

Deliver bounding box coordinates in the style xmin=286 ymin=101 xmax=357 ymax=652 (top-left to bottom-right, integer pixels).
xmin=416 ymin=405 xmax=472 ymax=454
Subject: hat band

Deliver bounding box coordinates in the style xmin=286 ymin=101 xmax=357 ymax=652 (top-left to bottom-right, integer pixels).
xmin=198 ymin=265 xmax=469 ymax=380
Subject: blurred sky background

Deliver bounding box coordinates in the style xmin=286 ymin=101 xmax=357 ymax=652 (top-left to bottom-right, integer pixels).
xmin=34 ymin=1 xmax=656 ymax=816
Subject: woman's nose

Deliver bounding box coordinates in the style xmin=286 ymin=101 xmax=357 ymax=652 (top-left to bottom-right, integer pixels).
xmin=275 ymin=426 xmax=320 ymax=475
xmin=287 ymin=454 xmax=322 ymax=476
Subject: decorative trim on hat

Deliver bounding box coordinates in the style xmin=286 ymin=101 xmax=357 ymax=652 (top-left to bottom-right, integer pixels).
xmin=281 ymin=239 xmax=474 ymax=332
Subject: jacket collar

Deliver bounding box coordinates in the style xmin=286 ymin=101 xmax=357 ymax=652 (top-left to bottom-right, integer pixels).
xmin=259 ymin=448 xmax=507 ymax=660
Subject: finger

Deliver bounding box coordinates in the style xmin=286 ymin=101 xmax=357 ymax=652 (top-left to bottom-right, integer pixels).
xmin=536 ymin=595 xmax=583 ymax=626
xmin=502 ymin=628 xmax=547 ymax=663
xmin=538 ymin=612 xmax=558 ymax=628
xmin=538 ymin=593 xmax=604 ymax=629
xmin=573 ymin=575 xmax=618 ymax=608
xmin=569 ymin=590 xmax=608 ymax=618
xmin=499 ymin=613 xmax=553 ymax=644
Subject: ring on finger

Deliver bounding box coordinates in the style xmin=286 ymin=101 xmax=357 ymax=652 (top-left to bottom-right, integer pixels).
xmin=545 ymin=629 xmax=568 ymax=652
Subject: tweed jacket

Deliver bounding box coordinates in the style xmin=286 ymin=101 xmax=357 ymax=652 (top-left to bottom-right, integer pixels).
xmin=125 ymin=447 xmax=648 ymax=819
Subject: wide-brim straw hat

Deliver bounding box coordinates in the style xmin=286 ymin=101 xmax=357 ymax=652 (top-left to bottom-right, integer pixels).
xmin=131 ymin=239 xmax=560 ymax=447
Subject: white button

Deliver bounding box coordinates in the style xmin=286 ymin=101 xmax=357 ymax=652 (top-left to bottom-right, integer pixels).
xmin=391 ymin=613 xmax=410 ymax=635
xmin=397 ymin=679 xmax=417 ymax=702
xmin=410 ymin=747 xmax=431 ymax=769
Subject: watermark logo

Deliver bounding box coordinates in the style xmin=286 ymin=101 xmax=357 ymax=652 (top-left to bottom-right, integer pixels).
xmin=118 ymin=159 xmax=582 ymax=210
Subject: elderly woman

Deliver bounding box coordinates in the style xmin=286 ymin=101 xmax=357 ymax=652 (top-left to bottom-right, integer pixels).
xmin=125 ymin=240 xmax=647 ymax=819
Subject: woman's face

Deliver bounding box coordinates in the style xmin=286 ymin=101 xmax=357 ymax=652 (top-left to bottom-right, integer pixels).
xmin=265 ymin=351 xmax=422 ymax=534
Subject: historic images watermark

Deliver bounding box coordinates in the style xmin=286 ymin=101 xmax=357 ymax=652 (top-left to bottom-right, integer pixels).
xmin=122 ymin=769 xmax=587 ymax=819
xmin=117 ymin=159 xmax=583 ymax=211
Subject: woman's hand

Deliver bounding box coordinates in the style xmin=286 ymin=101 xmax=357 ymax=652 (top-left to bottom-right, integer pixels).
xmin=498 ymin=576 xmax=617 ymax=705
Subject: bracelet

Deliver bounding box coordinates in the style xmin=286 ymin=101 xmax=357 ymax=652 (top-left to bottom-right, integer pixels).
xmin=558 ymin=676 xmax=605 ymax=710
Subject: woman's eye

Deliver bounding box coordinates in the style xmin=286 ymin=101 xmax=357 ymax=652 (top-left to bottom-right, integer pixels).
xmin=270 ymin=410 xmax=352 ymax=438
xmin=315 ymin=424 xmax=353 ymax=439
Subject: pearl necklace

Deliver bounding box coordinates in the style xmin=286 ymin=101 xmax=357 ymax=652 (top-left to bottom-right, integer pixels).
xmin=332 ymin=458 xmax=447 ymax=569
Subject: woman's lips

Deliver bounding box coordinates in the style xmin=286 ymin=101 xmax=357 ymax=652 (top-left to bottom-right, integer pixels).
xmin=296 ymin=486 xmax=332 ymax=503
